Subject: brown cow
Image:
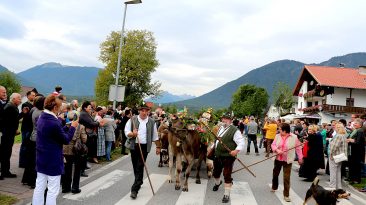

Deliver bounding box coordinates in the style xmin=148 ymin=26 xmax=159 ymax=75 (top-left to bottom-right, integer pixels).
xmin=160 ymin=117 xmax=213 ymax=192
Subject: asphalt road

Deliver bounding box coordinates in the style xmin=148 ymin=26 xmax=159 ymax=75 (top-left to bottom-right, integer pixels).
xmin=21 ymin=144 xmax=366 ymax=205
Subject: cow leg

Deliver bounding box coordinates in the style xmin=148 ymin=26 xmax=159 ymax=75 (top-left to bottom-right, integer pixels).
xmin=175 ymin=153 xmax=182 ymax=190
xmin=168 ymin=145 xmax=174 ymax=183
xmin=158 ymin=152 xmax=163 ymax=167
xmin=206 ymin=159 xmax=213 ymax=179
xmin=182 ymin=154 xmax=194 ymax=192
xmin=195 ymin=158 xmax=202 ymax=184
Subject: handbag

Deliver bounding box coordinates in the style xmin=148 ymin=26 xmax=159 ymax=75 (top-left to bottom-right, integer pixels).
xmin=73 ymin=125 xmax=88 ymax=156
xmin=333 ymin=153 xmax=347 ymax=163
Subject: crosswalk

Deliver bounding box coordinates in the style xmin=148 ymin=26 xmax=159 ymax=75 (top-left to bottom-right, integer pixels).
xmin=59 ymin=169 xmax=364 ymax=205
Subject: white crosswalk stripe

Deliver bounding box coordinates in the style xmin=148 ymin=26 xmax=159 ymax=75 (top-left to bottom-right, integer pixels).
xmin=114 ymin=173 xmax=166 ymax=205
xmin=63 ymin=170 xmax=130 ymax=201
xmin=268 ymin=184 xmax=304 ymax=205
xmin=175 ymin=179 xmax=208 ymax=205
xmin=231 ymin=181 xmax=258 ymax=205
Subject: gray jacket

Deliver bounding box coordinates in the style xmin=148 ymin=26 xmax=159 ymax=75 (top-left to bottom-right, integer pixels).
xmin=104 ymin=115 xmax=116 ymax=142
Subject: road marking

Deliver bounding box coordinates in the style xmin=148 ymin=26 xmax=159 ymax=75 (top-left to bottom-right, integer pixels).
xmin=350 ymin=192 xmax=366 ymax=205
xmin=268 ymin=184 xmax=304 ymax=205
xmin=80 ymin=155 xmax=128 ymax=183
xmin=115 ymin=174 xmax=166 ymax=205
xmin=231 ymin=181 xmax=258 ymax=205
xmin=63 ymin=170 xmax=130 ymax=201
xmin=175 ymin=179 xmax=208 ymax=205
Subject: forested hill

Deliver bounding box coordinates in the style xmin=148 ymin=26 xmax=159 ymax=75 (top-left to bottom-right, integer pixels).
xmin=171 ymin=52 xmax=366 ymax=110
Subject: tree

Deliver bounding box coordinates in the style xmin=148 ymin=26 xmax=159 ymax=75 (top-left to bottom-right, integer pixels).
xmin=0 ymin=71 xmax=21 ymax=95
xmin=272 ymin=82 xmax=294 ymax=115
xmin=230 ymin=84 xmax=269 ymax=117
xmin=95 ymin=30 xmax=161 ymax=106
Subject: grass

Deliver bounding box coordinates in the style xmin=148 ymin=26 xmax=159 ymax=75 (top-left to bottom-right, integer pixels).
xmin=0 ymin=194 xmax=18 ymax=205
xmin=350 ymin=177 xmax=366 ymax=190
xmin=98 ymin=146 xmax=128 ymax=163
xmin=14 ymin=122 xmax=22 ymax=144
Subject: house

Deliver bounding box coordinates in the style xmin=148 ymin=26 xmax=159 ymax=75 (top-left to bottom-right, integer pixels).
xmin=266 ymin=97 xmax=298 ymax=121
xmin=293 ymin=65 xmax=366 ymax=124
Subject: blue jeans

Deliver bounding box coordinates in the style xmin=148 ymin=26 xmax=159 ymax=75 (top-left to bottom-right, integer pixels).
xmin=105 ymin=141 xmax=113 ymax=161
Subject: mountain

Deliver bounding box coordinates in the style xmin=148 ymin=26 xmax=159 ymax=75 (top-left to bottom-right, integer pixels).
xmin=146 ymin=91 xmax=195 ymax=104
xmin=18 ymin=62 xmax=101 ymax=96
xmin=0 ymin=64 xmax=8 ymax=72
xmin=171 ymin=52 xmax=366 ymax=110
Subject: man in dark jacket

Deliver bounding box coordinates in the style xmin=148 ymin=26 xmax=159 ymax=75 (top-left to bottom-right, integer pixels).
xmin=19 ymin=90 xmax=35 ymax=168
xmin=0 ymin=86 xmax=7 ymax=180
xmin=1 ymin=93 xmax=22 ymax=179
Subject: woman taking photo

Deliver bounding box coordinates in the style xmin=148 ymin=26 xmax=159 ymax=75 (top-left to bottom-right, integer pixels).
xmin=32 ymin=95 xmax=78 ymax=205
xmin=329 ymin=122 xmax=348 ymax=189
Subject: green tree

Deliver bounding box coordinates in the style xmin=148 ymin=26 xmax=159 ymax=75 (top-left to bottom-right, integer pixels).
xmin=230 ymin=84 xmax=269 ymax=117
xmin=272 ymin=82 xmax=294 ymax=115
xmin=95 ymin=30 xmax=161 ymax=106
xmin=0 ymin=71 xmax=21 ymax=95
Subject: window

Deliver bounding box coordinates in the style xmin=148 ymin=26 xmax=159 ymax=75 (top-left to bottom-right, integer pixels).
xmin=346 ymin=98 xmax=354 ymax=107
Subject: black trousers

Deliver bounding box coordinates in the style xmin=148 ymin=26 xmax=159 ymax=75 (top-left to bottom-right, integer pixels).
xmin=87 ymin=135 xmax=97 ymax=158
xmin=130 ymin=144 xmax=148 ymax=193
xmin=348 ymin=155 xmax=362 ymax=183
xmin=213 ymin=156 xmax=236 ymax=184
xmin=62 ymin=155 xmax=82 ymax=190
xmin=21 ymin=140 xmax=36 ymax=186
xmin=0 ymin=135 xmax=15 ymax=176
xmin=247 ymin=134 xmax=259 ymax=153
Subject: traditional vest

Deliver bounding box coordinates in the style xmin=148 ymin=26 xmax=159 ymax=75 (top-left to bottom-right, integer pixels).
xmin=127 ymin=115 xmax=155 ymax=152
xmin=215 ymin=125 xmax=238 ymax=157
xmin=274 ymin=133 xmax=297 ymax=164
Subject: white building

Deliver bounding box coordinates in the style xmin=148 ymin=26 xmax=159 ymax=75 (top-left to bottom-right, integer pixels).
xmin=293 ymin=65 xmax=366 ymax=124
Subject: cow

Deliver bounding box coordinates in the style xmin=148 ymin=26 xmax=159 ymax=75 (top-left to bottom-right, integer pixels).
xmin=157 ymin=119 xmax=169 ymax=167
xmin=160 ymin=117 xmax=213 ymax=192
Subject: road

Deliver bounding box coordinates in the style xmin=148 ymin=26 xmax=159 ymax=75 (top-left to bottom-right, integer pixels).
xmin=21 ymin=145 xmax=365 ymax=205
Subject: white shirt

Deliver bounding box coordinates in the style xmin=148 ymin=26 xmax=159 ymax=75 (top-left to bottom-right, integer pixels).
xmin=124 ymin=115 xmax=159 ymax=144
xmin=214 ymin=125 xmax=245 ymax=151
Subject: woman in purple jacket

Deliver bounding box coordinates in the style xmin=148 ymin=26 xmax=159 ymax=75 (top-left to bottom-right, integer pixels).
xmin=32 ymin=95 xmax=78 ymax=205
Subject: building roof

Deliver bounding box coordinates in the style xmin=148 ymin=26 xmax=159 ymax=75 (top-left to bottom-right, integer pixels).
xmin=293 ymin=65 xmax=366 ymax=95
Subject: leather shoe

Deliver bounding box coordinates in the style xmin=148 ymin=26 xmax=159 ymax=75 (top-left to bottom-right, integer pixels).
xmin=222 ymin=195 xmax=230 ymax=203
xmin=80 ymin=172 xmax=88 ymax=177
xmin=3 ymin=173 xmax=17 ymax=178
xmin=212 ymin=180 xmax=222 ymax=191
xmin=62 ymin=189 xmax=71 ymax=193
xmin=72 ymin=189 xmax=81 ymax=194
xmin=130 ymin=191 xmax=137 ymax=199
xmin=0 ymin=175 xmax=4 ymax=180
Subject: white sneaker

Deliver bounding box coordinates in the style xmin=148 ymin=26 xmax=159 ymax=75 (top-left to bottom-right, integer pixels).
xmin=284 ymin=196 xmax=291 ymax=202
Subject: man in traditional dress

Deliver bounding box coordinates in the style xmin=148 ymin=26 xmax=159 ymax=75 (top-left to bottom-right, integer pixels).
xmin=124 ymin=103 xmax=161 ymax=199
xmin=212 ymin=112 xmax=245 ymax=203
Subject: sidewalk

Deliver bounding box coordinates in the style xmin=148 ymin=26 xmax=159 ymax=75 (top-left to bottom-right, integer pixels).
xmin=0 ymin=144 xmax=33 ymax=202
xmin=0 ymin=143 xmax=107 ymax=204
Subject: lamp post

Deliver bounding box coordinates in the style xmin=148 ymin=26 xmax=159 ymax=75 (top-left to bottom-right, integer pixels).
xmin=113 ymin=0 xmax=142 ymax=109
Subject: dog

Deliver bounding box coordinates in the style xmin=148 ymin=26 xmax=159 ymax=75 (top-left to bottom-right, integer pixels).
xmin=303 ymin=177 xmax=350 ymax=205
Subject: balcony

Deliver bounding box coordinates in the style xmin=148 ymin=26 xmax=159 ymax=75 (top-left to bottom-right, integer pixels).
xmin=302 ymin=104 xmax=366 ymax=114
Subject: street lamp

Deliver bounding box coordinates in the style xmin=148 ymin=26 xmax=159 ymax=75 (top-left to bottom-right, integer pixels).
xmin=113 ymin=0 xmax=142 ymax=109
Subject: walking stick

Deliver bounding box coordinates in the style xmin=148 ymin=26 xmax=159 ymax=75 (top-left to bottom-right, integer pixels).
xmin=202 ymin=123 xmax=256 ymax=178
xmin=132 ymin=120 xmax=155 ymax=195
xmin=232 ymin=142 xmax=304 ymax=174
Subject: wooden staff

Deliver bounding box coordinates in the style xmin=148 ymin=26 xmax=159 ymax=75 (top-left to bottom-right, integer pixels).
xmin=203 ymin=123 xmax=256 ymax=178
xmin=132 ymin=119 xmax=155 ymax=195
xmin=232 ymin=142 xmax=304 ymax=174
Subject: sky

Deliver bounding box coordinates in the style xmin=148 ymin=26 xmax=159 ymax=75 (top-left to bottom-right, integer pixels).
xmin=1 ymin=0 xmax=366 ymax=96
